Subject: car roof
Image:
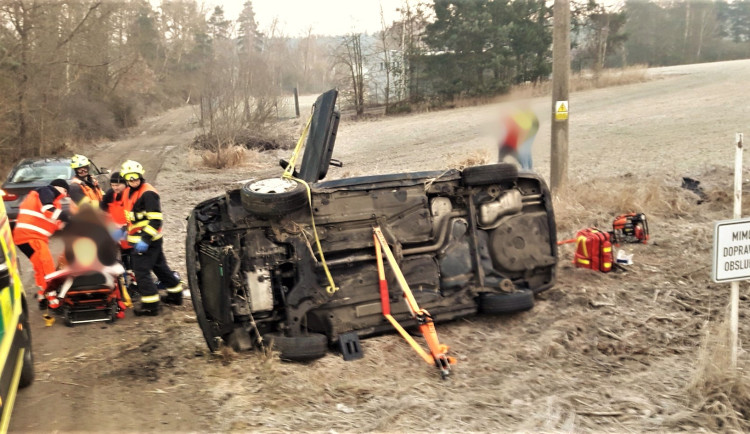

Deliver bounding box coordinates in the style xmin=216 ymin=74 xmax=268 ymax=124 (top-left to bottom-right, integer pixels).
xmin=15 ymin=157 xmax=71 ymax=165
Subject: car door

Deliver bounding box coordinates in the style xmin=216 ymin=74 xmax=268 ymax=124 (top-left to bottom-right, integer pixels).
xmin=88 ymin=161 xmax=111 ymax=192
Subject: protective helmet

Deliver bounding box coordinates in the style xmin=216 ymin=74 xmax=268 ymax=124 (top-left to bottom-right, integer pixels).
xmin=71 ymin=154 xmax=90 ymax=169
xmin=120 ymin=160 xmax=145 ymax=180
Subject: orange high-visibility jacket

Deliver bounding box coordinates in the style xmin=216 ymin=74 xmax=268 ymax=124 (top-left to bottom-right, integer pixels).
xmin=12 ymin=187 xmax=66 ymax=244
xmin=70 ymin=176 xmax=103 ymax=205
xmin=107 ymin=192 xmax=127 ymax=226
xmin=124 ymin=183 xmax=163 ymax=245
xmin=104 ymin=190 xmax=129 ymax=250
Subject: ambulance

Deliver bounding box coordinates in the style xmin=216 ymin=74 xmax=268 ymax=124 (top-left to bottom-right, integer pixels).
xmin=0 ymin=196 xmax=33 ymax=431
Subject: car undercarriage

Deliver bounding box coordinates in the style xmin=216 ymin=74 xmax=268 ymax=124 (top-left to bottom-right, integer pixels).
xmin=186 ymin=90 xmax=558 ymax=361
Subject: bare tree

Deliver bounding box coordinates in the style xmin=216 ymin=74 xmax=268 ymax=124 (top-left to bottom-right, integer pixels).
xmin=335 ymin=32 xmax=366 ymax=116
xmin=378 ymin=4 xmax=392 ymax=111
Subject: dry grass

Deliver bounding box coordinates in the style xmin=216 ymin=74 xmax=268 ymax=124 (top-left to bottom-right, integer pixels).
xmin=188 ymin=145 xmax=254 ymax=169
xmin=666 ymin=320 xmax=750 ymax=431
xmin=447 ymin=150 xmax=492 ymax=170
xmin=553 ymin=174 xmax=697 ymax=235
xmin=509 ymin=65 xmax=650 ymax=100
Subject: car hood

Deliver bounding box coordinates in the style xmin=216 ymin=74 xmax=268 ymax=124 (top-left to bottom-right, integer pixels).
xmin=2 ymin=180 xmax=53 ymax=194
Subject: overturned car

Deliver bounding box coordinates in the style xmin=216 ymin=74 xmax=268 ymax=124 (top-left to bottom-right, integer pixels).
xmin=186 ymin=90 xmax=557 ymax=361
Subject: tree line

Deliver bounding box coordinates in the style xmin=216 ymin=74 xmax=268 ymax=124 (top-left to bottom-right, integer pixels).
xmin=2 ymin=0 xmax=750 ymax=170
xmin=571 ymin=0 xmax=750 ymax=71
xmin=0 ymin=0 xmax=331 ymax=168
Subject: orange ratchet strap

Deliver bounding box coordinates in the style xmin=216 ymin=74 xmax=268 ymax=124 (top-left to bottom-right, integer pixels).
xmin=373 ymin=226 xmax=455 ymax=379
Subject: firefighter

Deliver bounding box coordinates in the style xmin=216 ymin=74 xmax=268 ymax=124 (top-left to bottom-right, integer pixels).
xmin=13 ymin=179 xmax=71 ymax=309
xmin=69 ymin=154 xmax=104 ymax=207
xmin=498 ymin=108 xmax=539 ymax=170
xmin=119 ymin=160 xmax=181 ymax=316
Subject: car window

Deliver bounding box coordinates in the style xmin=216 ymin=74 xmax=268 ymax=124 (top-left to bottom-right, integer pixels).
xmin=88 ymin=161 xmax=100 ymax=175
xmin=10 ymin=163 xmax=72 ymax=183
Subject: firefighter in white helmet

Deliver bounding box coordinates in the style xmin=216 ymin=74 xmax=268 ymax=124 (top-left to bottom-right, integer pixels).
xmin=69 ymin=154 xmax=103 ymax=207
xmin=118 ymin=160 xmax=181 ymax=316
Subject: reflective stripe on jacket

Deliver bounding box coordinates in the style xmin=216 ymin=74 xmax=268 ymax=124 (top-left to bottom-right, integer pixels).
xmin=12 ymin=188 xmax=65 ymax=244
xmin=124 ymin=183 xmax=163 ymax=244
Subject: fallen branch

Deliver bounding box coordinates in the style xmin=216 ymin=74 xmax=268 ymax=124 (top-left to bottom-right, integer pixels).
xmin=39 ymin=379 xmax=88 ymax=388
xmin=576 ymin=410 xmax=623 ymax=417
xmin=598 ymin=328 xmax=623 ymax=341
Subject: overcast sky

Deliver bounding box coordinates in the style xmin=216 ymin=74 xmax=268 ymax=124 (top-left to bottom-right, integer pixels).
xmin=209 ymin=0 xmax=424 ymax=37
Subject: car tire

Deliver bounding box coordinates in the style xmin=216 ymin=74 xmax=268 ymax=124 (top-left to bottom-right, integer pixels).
xmin=478 ymin=290 xmax=534 ymax=314
xmin=186 ymin=211 xmax=221 ymax=353
xmin=19 ymin=311 xmax=34 ymax=388
xmin=264 ymin=332 xmax=328 ymax=362
xmin=462 ymin=163 xmax=518 ymax=186
xmin=240 ymin=178 xmax=309 ymax=217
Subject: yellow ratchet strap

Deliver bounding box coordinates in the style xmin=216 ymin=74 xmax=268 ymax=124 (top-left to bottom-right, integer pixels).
xmin=283 ymin=115 xmax=313 ymax=178
xmin=282 ymin=115 xmax=338 ymax=294
xmin=373 ymin=226 xmax=455 ymax=377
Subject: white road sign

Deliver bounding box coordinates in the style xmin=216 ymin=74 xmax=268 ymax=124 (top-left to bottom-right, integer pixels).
xmin=713 ymin=217 xmax=750 ymax=282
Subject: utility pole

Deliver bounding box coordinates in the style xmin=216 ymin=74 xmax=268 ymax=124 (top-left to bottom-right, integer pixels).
xmin=551 ymin=0 xmax=571 ymax=193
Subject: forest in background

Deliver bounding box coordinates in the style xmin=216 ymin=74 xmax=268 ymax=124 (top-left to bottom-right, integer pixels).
xmin=1 ymin=0 xmax=749 ymax=170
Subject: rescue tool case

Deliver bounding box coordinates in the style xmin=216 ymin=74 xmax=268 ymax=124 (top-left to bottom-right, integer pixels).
xmin=574 ymin=228 xmax=613 ymax=272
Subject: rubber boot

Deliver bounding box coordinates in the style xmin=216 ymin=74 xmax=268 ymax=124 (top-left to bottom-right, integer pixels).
xmin=161 ymin=283 xmax=183 ymax=306
xmin=161 ymin=291 xmax=183 ymax=306
xmin=134 ymin=301 xmax=161 ymax=317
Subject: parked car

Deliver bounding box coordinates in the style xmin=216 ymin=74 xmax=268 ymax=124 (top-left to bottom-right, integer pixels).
xmin=0 ymin=195 xmax=34 ymax=429
xmin=0 ymin=157 xmax=111 ymax=227
xmin=186 ymin=89 xmax=558 ymax=361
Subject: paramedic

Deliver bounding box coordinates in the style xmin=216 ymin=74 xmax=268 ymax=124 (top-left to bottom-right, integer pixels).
xmin=68 ymin=154 xmax=104 ymax=207
xmin=100 ymin=171 xmax=132 ymax=262
xmin=100 ymin=171 xmax=128 ymax=226
xmin=498 ymin=109 xmax=539 ymax=170
xmin=119 ymin=160 xmax=182 ymax=316
xmin=13 ymin=179 xmax=71 ymax=309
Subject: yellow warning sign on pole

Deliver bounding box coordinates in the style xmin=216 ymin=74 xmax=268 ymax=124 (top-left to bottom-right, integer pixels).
xmin=555 ymin=100 xmax=568 ymax=121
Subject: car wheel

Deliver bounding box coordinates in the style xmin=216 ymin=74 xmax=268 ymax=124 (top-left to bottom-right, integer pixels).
xmin=186 ymin=211 xmax=221 ymax=352
xmin=240 ymin=178 xmax=309 ymax=217
xmin=264 ymin=332 xmax=328 ymax=362
xmin=462 ymin=163 xmax=518 ymax=186
xmin=478 ymin=290 xmax=534 ymax=314
xmin=19 ymin=310 xmax=34 ymax=388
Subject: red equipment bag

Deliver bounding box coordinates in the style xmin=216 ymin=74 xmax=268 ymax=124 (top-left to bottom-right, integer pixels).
xmin=574 ymin=228 xmax=613 ymax=272
xmin=612 ymin=213 xmax=649 ymax=244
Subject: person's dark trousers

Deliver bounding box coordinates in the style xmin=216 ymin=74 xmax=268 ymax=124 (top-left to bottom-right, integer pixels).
xmin=130 ymin=239 xmax=179 ymax=314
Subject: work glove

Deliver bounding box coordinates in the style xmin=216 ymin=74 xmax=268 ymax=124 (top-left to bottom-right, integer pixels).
xmin=111 ymin=227 xmax=127 ymax=241
xmin=135 ymin=240 xmax=149 ymax=254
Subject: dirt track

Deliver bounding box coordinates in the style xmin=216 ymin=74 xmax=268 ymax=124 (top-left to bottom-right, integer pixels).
xmin=10 ymin=59 xmax=750 ymax=432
